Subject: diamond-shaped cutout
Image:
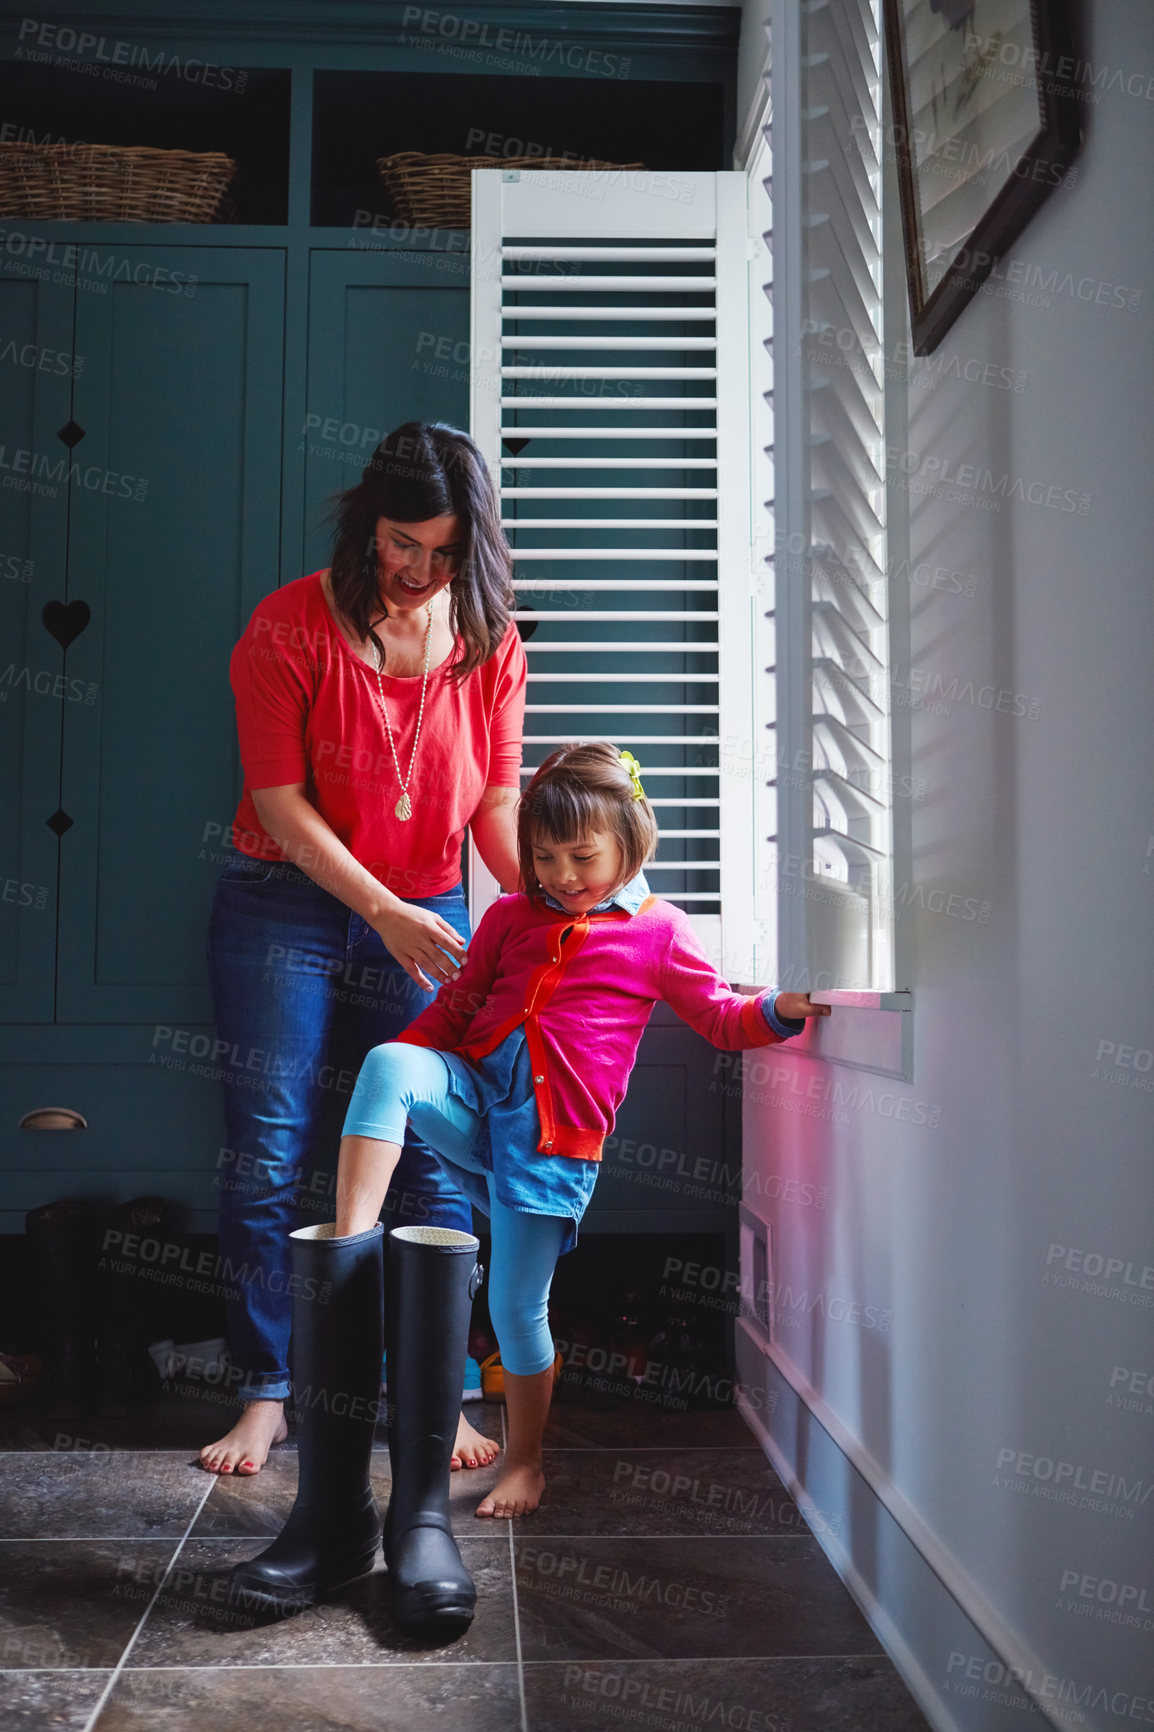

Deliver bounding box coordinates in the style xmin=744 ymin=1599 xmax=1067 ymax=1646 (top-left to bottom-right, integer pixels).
xmin=46 ymin=808 xmax=73 ymax=836
xmin=57 ymin=420 xmax=85 ymax=449
xmin=502 ymin=437 xmax=531 ymax=457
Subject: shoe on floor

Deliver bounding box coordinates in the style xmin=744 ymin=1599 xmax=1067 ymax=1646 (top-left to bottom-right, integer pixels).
xmin=480 ymin=1348 xmax=563 ymax=1403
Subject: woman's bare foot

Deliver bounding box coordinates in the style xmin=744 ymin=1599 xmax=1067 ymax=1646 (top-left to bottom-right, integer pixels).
xmin=199 ymin=1399 xmax=288 ymax=1475
xmin=475 ymin=1460 xmax=545 ymax=1519
xmin=452 ymin=1411 xmax=500 ymax=1471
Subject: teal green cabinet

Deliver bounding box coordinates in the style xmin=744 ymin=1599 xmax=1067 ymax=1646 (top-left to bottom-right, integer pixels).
xmin=0 ymin=5 xmax=737 ymax=1238
xmin=0 ymin=248 xmax=286 ymax=1231
xmin=0 ymin=260 xmax=74 ymax=1024
xmin=58 ymin=248 xmax=285 ymax=1024
xmin=301 ymin=249 xmax=470 ymax=573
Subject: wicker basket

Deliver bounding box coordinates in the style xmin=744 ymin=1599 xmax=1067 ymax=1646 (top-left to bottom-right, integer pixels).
xmin=376 ymin=151 xmax=646 ymax=228
xmin=0 ymin=142 xmax=236 ymax=222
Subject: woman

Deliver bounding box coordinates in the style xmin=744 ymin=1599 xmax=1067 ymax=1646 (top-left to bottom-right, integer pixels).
xmin=201 ymin=421 xmax=525 ymax=1476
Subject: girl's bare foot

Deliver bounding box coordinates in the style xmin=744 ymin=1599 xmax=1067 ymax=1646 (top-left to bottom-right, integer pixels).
xmin=475 ymin=1460 xmax=545 ymax=1519
xmin=199 ymin=1399 xmax=288 ymax=1475
xmin=452 ymin=1411 xmax=500 ymax=1470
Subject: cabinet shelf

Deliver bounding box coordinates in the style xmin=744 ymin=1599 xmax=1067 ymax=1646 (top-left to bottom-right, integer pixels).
xmin=311 ymin=69 xmax=725 ymax=229
xmin=0 ymin=62 xmax=291 ymax=225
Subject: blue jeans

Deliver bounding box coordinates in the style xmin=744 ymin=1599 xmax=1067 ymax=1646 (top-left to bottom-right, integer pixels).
xmin=206 ymin=854 xmax=473 ymax=1401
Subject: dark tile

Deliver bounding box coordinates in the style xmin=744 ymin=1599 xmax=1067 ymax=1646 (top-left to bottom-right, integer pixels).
xmin=0 ymin=1541 xmax=179 ymax=1669
xmin=515 ymin=1536 xmax=884 ymax=1662
xmin=524 ymin=1657 xmax=934 ymax=1731
xmin=98 ymin=1663 xmax=523 ymax=1730
xmin=0 ymin=1670 xmax=113 ymax=1730
xmin=0 ymin=1453 xmax=209 ymax=1540
xmin=126 ymin=1536 xmax=516 ymax=1665
xmin=542 ymin=1402 xmax=754 ymax=1450
xmin=193 ymin=1445 xmax=503 ymax=1538
xmin=532 ymin=1448 xmax=804 ymax=1538
xmin=191 ymin=1447 xmax=315 ymax=1539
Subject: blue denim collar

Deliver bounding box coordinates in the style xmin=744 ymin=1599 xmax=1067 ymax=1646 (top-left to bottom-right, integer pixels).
xmin=542 ymin=870 xmax=651 ymax=918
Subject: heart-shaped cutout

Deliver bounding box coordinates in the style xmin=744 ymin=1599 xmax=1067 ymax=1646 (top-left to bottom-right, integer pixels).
xmin=42 ymin=600 xmax=91 ymax=650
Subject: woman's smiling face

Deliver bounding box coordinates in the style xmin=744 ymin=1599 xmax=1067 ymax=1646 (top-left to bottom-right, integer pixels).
xmin=530 ymin=831 xmax=626 ymax=913
xmin=373 ymin=513 xmax=462 ymax=613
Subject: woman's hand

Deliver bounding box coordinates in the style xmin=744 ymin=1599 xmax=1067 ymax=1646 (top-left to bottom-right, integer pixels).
xmin=775 ymin=992 xmax=832 ymax=1022
xmin=248 ymin=785 xmax=468 ymax=993
xmin=372 ymin=902 xmax=468 ymax=993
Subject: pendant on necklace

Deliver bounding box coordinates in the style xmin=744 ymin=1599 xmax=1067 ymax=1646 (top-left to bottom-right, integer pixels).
xmin=395 ymin=794 xmax=412 ymax=822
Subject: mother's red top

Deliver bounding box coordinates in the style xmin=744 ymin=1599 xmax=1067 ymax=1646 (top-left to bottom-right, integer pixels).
xmin=227 ymin=572 xmax=527 ymax=897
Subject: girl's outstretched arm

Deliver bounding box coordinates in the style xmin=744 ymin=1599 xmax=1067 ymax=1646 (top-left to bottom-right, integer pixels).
xmin=773 ymin=991 xmax=832 ymax=1023
xmin=657 ymin=906 xmax=829 ymax=1049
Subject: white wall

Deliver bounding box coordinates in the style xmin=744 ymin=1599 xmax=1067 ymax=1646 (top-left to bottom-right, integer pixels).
xmin=736 ymin=5 xmax=1154 ymax=1729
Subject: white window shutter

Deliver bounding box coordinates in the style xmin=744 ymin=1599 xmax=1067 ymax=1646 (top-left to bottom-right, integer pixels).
xmin=470 ymin=169 xmax=758 ymax=982
xmin=763 ymin=0 xmax=895 ymax=992
xmin=747 ymin=103 xmax=777 ymax=992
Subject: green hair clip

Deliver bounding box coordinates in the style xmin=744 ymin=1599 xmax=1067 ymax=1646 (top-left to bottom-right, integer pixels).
xmin=619 ymin=750 xmax=646 ymax=801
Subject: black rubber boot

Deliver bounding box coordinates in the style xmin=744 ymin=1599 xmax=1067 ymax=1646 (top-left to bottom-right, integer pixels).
xmin=95 ymin=1196 xmax=172 ymax=1417
xmin=227 ymin=1222 xmax=385 ymax=1618
xmin=383 ymin=1224 xmax=482 ymax=1632
xmin=24 ymin=1199 xmax=99 ymax=1420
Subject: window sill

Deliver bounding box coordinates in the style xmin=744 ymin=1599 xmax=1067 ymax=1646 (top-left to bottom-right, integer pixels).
xmin=812 ymin=989 xmax=911 ymax=1012
xmin=735 ymin=987 xmax=912 ymax=1013
xmin=736 ymin=986 xmax=913 ymax=1080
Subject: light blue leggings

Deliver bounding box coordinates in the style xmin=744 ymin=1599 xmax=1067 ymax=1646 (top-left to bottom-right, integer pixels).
xmin=342 ymin=1043 xmax=567 ymax=1377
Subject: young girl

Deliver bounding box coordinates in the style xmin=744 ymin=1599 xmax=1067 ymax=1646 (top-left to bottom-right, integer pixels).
xmin=333 ymin=740 xmax=830 ymax=1520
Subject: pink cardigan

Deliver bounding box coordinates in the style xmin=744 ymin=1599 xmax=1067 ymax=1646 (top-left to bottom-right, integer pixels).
xmin=395 ymin=891 xmax=785 ymax=1161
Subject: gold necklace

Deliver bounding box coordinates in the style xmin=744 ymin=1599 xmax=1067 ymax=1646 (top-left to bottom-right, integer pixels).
xmin=372 ymin=602 xmax=434 ymax=822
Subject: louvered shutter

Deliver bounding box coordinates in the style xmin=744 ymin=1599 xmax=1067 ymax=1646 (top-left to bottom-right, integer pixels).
xmin=762 ymin=0 xmax=895 ymax=992
xmin=470 ymin=169 xmax=757 ymax=979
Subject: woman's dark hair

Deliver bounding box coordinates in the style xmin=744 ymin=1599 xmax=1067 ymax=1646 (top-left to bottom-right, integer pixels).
xmin=517 ymin=741 xmax=659 ymax=902
xmin=328 ymin=421 xmax=514 ymax=679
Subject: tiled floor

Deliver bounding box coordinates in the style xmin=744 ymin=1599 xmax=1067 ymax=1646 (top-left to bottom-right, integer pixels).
xmin=0 ymin=1391 xmax=933 ymax=1731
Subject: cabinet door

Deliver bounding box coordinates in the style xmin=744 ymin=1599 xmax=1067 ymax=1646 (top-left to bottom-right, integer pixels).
xmin=301 ymin=250 xmax=470 ymax=575
xmin=0 ymin=256 xmax=73 ymax=1022
xmin=58 ymin=248 xmax=285 ymax=1023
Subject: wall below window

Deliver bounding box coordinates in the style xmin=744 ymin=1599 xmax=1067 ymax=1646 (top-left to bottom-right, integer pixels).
xmin=739 ymin=4 xmax=1154 ymax=1729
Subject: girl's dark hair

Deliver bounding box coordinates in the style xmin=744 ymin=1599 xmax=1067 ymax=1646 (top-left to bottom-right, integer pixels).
xmin=517 ymin=742 xmax=659 ymax=902
xmin=328 ymin=421 xmax=514 ymax=679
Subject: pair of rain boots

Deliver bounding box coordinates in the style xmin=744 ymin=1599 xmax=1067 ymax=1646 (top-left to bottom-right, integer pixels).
xmin=227 ymin=1222 xmax=482 ymax=1633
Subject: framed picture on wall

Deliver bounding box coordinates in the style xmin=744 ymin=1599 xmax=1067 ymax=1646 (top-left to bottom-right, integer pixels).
xmin=882 ymin=0 xmax=1083 ymax=352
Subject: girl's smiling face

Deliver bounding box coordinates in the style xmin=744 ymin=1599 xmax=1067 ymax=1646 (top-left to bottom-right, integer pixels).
xmin=530 ymin=831 xmax=626 ymax=913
